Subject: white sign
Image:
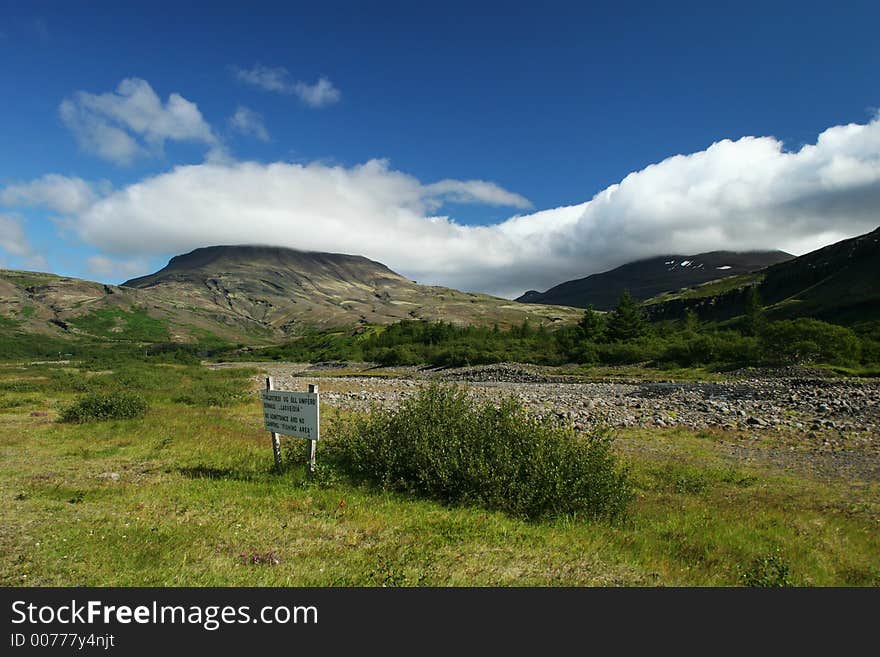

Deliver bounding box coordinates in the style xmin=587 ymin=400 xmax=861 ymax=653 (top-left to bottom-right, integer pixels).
xmin=260 ymin=389 xmax=319 ymax=440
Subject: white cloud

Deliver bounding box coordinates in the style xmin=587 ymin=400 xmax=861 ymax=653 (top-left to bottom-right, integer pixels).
xmin=86 ymin=255 xmax=149 ymax=281
xmin=0 ymin=214 xmax=31 ymax=257
xmin=233 ymin=65 xmax=341 ymax=107
xmin=229 ymin=105 xmax=269 ymax=142
xmin=8 ymin=114 xmax=880 ymax=298
xmin=59 ymin=78 xmax=219 ymax=165
xmin=0 ymin=174 xmax=99 ymax=214
xmin=424 ymin=179 xmax=532 ymax=209
xmin=232 ymin=65 xmax=290 ymax=93
xmin=0 ymin=214 xmax=47 ymax=270
xmin=292 ymin=77 xmax=341 ymax=108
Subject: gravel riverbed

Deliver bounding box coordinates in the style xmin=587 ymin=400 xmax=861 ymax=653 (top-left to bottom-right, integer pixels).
xmin=213 ymin=361 xmax=880 ymax=482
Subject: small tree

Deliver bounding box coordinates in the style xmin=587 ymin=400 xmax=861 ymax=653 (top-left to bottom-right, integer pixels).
xmin=578 ymin=305 xmax=606 ymax=342
xmin=682 ymin=309 xmax=700 ymax=334
xmin=606 ymin=291 xmax=648 ymax=342
xmin=742 ymin=287 xmax=766 ymax=337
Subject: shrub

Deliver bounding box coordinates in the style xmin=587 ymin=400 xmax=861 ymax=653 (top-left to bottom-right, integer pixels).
xmin=172 ymin=381 xmax=247 ymax=407
xmin=760 ymin=319 xmax=861 ymax=365
xmin=331 ymin=384 xmax=632 ymax=520
xmin=596 ymin=341 xmax=656 ymax=365
xmin=373 ymin=346 xmax=421 ymax=366
xmin=739 ymin=549 xmax=794 ymax=587
xmin=60 ymin=391 xmax=149 ymax=423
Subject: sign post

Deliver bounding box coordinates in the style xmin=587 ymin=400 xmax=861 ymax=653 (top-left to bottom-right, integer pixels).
xmin=260 ymin=380 xmax=320 ymax=478
xmin=265 ymin=377 xmax=283 ymax=473
xmin=306 ymin=384 xmax=318 ymax=477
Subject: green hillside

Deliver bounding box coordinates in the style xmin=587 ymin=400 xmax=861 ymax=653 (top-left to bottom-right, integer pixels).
xmin=645 ymin=226 xmax=880 ymax=325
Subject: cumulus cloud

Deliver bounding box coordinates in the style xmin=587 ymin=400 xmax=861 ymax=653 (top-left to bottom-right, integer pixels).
xmin=7 ymin=115 xmax=880 ymax=298
xmin=60 ymin=78 xmax=219 ymax=165
xmin=233 ymin=65 xmax=341 ymax=107
xmin=0 ymin=214 xmax=47 ymax=270
xmin=292 ymin=77 xmax=341 ymax=108
xmin=86 ymin=255 xmax=149 ymax=281
xmin=423 ymin=179 xmax=532 ymax=210
xmin=0 ymin=214 xmax=31 ymax=257
xmin=229 ymin=105 xmax=270 ymax=141
xmin=0 ymin=174 xmax=100 ymax=214
xmin=232 ymin=65 xmax=290 ymax=93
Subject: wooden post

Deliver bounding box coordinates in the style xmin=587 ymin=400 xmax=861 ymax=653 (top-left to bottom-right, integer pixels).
xmin=306 ymin=383 xmax=318 ymax=478
xmin=266 ymin=376 xmax=283 ymax=473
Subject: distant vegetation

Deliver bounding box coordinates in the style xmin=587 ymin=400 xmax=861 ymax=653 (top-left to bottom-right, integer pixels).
xmin=230 ymin=290 xmax=880 ymax=373
xmin=68 ymin=307 xmax=170 ymax=342
xmin=2 ymin=287 xmax=877 ymax=375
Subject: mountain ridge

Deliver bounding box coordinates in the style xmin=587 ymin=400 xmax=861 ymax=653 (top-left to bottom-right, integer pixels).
xmin=644 ymin=226 xmax=880 ymax=323
xmin=0 ymin=245 xmax=581 ymax=350
xmin=517 ymin=249 xmax=794 ymax=310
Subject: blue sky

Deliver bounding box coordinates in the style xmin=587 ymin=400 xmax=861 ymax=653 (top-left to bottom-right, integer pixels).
xmin=1 ymin=1 xmax=879 ymax=296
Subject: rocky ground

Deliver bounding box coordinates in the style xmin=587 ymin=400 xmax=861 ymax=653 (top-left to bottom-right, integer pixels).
xmin=215 ymin=361 xmax=880 ymax=482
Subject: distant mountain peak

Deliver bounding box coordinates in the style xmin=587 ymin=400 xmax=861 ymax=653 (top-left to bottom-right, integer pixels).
xmin=517 ymin=249 xmax=794 ymax=310
xmin=119 ymin=244 xmax=580 ymax=333
xmin=124 ymin=244 xmax=404 ymax=288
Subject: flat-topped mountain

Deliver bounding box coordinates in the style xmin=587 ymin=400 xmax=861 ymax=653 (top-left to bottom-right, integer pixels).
xmin=123 ymin=245 xmax=407 ymax=290
xmin=121 ymin=245 xmax=579 ymax=334
xmin=0 ymin=245 xmax=579 ymax=349
xmin=516 ymin=250 xmax=793 ymax=310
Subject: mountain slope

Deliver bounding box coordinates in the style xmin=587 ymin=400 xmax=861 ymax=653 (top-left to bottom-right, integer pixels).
xmin=0 ymin=268 xmax=272 ymax=349
xmin=121 ymin=245 xmax=580 ymax=333
xmin=517 ymin=250 xmax=793 ymax=310
xmin=0 ymin=247 xmax=581 ymax=351
xmin=644 ymin=226 xmax=880 ymax=323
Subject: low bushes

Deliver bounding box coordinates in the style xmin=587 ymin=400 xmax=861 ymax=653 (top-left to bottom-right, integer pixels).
xmin=759 ymin=318 xmax=861 ymax=365
xmin=172 ymin=381 xmax=248 ymax=407
xmin=60 ymin=391 xmax=149 ymax=423
xmin=331 ymin=384 xmax=632 ymax=520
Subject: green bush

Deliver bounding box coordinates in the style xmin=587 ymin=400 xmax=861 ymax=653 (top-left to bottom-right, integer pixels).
xmin=172 ymin=381 xmax=247 ymax=407
xmin=596 ymin=341 xmax=657 ymax=365
xmin=739 ymin=549 xmax=794 ymax=587
xmin=60 ymin=391 xmax=149 ymax=423
xmin=760 ymin=319 xmax=861 ymax=365
xmin=331 ymin=384 xmax=632 ymax=520
xmin=661 ymin=333 xmax=760 ymax=367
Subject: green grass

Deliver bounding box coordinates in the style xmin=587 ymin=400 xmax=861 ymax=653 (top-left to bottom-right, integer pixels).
xmin=646 ymin=273 xmax=762 ymax=304
xmin=68 ymin=307 xmax=170 ymax=342
xmin=0 ymin=360 xmax=877 ymax=586
xmin=0 ymin=271 xmax=57 ymax=288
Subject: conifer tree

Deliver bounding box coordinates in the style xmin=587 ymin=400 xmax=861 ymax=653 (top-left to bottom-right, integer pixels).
xmin=742 ymin=286 xmax=766 ymax=337
xmin=578 ymin=305 xmax=606 ymax=342
xmin=683 ymin=309 xmax=700 ymax=334
xmin=606 ymin=290 xmax=647 ymax=342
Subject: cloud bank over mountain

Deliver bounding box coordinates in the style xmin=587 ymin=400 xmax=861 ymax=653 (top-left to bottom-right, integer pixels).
xmin=4 ymin=114 xmax=879 ymax=297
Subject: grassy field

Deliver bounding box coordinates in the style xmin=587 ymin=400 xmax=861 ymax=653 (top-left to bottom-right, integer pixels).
xmin=1 ymin=360 xmax=877 ymax=586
